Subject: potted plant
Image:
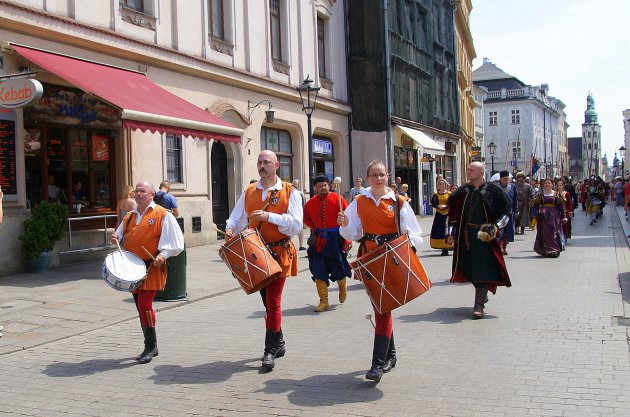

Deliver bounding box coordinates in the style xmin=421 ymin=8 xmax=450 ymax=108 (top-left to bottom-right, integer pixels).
xmin=19 ymin=201 xmax=68 ymax=273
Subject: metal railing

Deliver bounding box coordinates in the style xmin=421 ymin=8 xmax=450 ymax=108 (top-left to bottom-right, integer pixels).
xmin=60 ymin=214 xmax=118 ymax=256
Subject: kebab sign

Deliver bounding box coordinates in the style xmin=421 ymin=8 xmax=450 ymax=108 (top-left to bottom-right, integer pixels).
xmin=0 ymin=78 xmax=43 ymax=109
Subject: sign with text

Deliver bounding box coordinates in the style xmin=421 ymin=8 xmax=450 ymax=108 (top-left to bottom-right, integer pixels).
xmin=313 ymin=139 xmax=333 ymax=155
xmin=0 ymin=78 xmax=43 ymax=108
xmin=0 ymin=109 xmax=18 ymax=195
xmin=92 ymin=136 xmax=109 ymax=161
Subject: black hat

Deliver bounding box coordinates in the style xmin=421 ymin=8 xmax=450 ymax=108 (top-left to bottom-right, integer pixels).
xmin=313 ymin=175 xmax=330 ymax=185
xmin=499 ymin=170 xmax=510 ymax=178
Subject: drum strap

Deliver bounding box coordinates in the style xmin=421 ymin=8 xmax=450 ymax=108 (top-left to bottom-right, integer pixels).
xmin=393 ymin=196 xmax=402 ymax=236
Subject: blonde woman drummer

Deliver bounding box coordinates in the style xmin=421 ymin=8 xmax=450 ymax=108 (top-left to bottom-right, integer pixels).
xmin=338 ymin=160 xmax=423 ymax=383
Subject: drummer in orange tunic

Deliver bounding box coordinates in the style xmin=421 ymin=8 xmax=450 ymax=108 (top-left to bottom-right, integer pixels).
xmin=225 ymin=150 xmax=303 ymax=372
xmin=110 ymin=181 xmax=184 ymax=364
xmin=338 ymin=160 xmax=423 ymax=383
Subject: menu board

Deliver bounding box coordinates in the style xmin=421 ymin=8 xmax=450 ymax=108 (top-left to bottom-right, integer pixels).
xmin=47 ymin=136 xmax=65 ymax=159
xmin=0 ymin=119 xmax=17 ymax=195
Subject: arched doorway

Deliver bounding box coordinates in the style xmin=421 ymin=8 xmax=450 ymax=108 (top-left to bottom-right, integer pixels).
xmin=211 ymin=141 xmax=229 ymax=239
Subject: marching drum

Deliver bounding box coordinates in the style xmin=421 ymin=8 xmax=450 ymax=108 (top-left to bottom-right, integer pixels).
xmin=219 ymin=228 xmax=282 ymax=295
xmin=102 ymin=250 xmax=147 ymax=292
xmin=350 ymin=234 xmax=432 ymax=314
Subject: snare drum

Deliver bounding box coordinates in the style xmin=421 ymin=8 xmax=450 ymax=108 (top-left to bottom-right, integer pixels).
xmin=102 ymin=250 xmax=147 ymax=292
xmin=219 ymin=228 xmax=282 ymax=294
xmin=350 ymin=234 xmax=431 ymax=314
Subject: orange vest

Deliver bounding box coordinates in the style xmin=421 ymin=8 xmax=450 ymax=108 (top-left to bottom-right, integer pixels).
xmin=123 ymin=205 xmax=168 ymax=291
xmin=243 ymin=181 xmax=297 ymax=277
xmin=356 ymin=194 xmax=404 ymax=252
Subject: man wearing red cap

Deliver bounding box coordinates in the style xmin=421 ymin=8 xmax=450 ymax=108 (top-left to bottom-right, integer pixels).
xmin=303 ymin=175 xmax=351 ymax=312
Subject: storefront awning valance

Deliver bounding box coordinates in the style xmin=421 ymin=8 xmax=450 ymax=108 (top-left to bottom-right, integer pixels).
xmin=11 ymin=44 xmax=243 ymax=143
xmin=395 ymin=125 xmax=445 ymax=156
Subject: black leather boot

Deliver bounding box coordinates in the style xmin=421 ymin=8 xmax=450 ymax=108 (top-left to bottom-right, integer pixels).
xmin=261 ymin=329 xmax=280 ymax=371
xmin=275 ymin=328 xmax=286 ymax=358
xmin=365 ymin=335 xmax=390 ymax=382
xmin=382 ymin=333 xmax=397 ymax=373
xmin=137 ymin=327 xmax=157 ymax=364
xmin=473 ymin=287 xmax=488 ymax=319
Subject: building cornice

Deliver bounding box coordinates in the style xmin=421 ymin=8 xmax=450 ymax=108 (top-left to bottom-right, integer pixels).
xmin=0 ymin=0 xmax=351 ymax=116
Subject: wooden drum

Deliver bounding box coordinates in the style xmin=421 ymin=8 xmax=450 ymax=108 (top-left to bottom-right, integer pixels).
xmin=350 ymin=234 xmax=432 ymax=314
xmin=219 ymin=228 xmax=282 ymax=294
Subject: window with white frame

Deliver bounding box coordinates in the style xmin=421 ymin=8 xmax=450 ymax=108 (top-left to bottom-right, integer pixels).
xmin=511 ymin=141 xmax=522 ymax=159
xmin=511 ymin=109 xmax=520 ymax=124
xmin=260 ymin=127 xmax=293 ymax=181
xmin=120 ymin=0 xmax=143 ymax=12
xmin=165 ymin=134 xmax=183 ymax=183
xmin=489 ymin=111 xmax=497 ymax=126
xmin=210 ymin=0 xmax=225 ymax=40
xmin=317 ymin=17 xmax=327 ymax=79
xmin=270 ymin=0 xmax=282 ymax=62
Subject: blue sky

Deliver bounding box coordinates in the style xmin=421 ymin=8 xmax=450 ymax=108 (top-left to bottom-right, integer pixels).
xmin=470 ymin=0 xmax=630 ymax=163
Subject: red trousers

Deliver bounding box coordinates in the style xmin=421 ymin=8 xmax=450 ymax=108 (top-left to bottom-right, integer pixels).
xmin=264 ymin=276 xmax=286 ymax=332
xmin=133 ymin=290 xmax=157 ymax=327
xmin=373 ymin=306 xmax=393 ymax=337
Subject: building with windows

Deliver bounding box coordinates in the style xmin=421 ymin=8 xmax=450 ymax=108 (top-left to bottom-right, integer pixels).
xmin=454 ymin=0 xmax=476 ymax=180
xmin=473 ymin=59 xmax=567 ymax=180
xmin=471 ymin=84 xmax=487 ymax=166
xmin=0 ymin=0 xmax=350 ymax=274
xmin=582 ymin=93 xmax=602 ymax=178
xmin=568 ymin=137 xmax=584 ymax=182
xmin=347 ymin=0 xmax=460 ymax=214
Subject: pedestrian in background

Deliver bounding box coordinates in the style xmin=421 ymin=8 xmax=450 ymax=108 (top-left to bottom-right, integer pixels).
xmin=430 ymin=179 xmax=453 ymax=256
xmin=292 ymin=179 xmax=307 ymax=250
xmin=154 ymin=181 xmax=179 ymax=217
xmin=514 ymin=172 xmax=533 ymax=235
xmin=531 ymin=178 xmax=566 ymax=258
xmin=350 ymin=177 xmax=366 ymax=201
xmin=116 ymin=185 xmax=137 ymax=225
xmin=498 ymin=171 xmax=517 ymax=255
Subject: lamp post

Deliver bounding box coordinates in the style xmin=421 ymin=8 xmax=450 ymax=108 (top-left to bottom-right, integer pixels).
xmin=620 ymin=145 xmax=626 ymax=184
xmin=297 ymin=75 xmax=320 ymax=198
xmin=488 ymin=140 xmax=496 ymax=176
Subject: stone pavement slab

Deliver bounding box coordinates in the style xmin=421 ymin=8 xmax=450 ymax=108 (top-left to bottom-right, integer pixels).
xmin=0 ymin=208 xmax=629 ymax=416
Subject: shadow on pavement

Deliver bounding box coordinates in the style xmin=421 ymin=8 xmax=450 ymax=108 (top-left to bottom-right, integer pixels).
xmin=259 ymin=371 xmax=383 ymax=406
xmin=0 ymin=261 xmax=102 ymax=288
xmin=150 ymin=358 xmax=259 ymax=384
xmin=398 ymin=307 xmax=496 ymax=324
xmin=618 ymin=272 xmax=630 ymax=307
xmin=43 ymin=358 xmax=136 ymax=377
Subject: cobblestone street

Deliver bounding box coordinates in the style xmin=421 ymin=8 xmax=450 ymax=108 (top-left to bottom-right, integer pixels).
xmin=1 ymin=206 xmax=630 ymax=417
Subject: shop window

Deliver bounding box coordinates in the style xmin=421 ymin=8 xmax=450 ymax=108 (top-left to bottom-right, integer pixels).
xmin=165 ymin=134 xmax=183 ymax=183
xmin=260 ymin=127 xmax=293 ymax=181
xmin=24 ymin=127 xmax=115 ymax=213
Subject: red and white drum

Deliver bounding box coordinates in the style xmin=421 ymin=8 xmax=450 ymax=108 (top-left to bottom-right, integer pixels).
xmin=350 ymin=234 xmax=432 ymax=314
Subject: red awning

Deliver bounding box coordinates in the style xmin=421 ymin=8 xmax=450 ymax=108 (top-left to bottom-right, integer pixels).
xmin=11 ymin=44 xmax=242 ymax=143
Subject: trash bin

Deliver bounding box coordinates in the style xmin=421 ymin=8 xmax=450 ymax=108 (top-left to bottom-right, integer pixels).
xmin=155 ymin=245 xmax=187 ymax=301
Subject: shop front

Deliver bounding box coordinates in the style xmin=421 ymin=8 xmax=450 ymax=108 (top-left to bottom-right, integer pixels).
xmin=394 ymin=137 xmax=419 ymax=213
xmin=394 ymin=125 xmax=445 ymax=215
xmin=0 ymin=43 xmax=243 ymax=274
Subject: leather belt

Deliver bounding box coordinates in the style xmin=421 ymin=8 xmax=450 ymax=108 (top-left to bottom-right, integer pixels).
xmin=362 ymin=232 xmax=399 ymax=246
xmin=266 ymin=237 xmax=291 ymax=248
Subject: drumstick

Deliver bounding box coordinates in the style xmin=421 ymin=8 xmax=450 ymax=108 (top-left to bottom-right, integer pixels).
xmin=365 ymin=313 xmax=376 ymax=328
xmin=333 ymin=177 xmax=343 ymax=214
xmin=247 ymin=199 xmax=272 ymax=229
xmin=141 ymin=246 xmax=157 ymax=261
xmin=114 ymin=237 xmax=124 ymax=258
xmin=211 ymin=225 xmax=227 ymax=236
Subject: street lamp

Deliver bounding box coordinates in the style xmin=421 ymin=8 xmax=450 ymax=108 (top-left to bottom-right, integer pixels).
xmin=297 ymin=75 xmax=320 ymax=197
xmin=620 ymin=145 xmax=626 ymax=184
xmin=488 ymin=140 xmax=496 ymax=175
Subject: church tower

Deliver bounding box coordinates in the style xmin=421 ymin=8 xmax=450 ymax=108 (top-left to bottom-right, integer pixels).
xmin=582 ymin=93 xmax=601 ymax=177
